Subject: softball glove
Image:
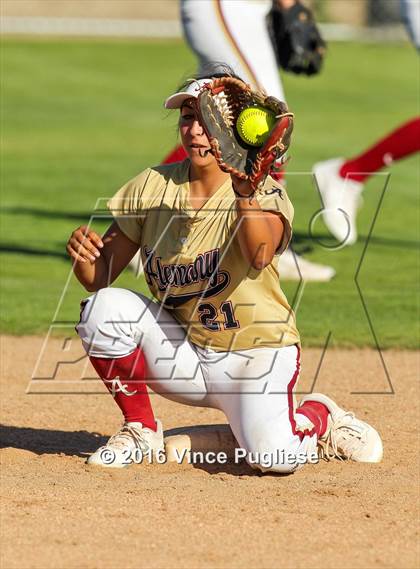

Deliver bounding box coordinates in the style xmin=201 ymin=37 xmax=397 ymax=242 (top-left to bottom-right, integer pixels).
xmin=196 ymin=76 xmax=294 ymax=190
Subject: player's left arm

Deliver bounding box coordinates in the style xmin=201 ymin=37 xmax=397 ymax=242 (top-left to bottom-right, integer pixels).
xmin=233 ymin=177 xmax=284 ymax=271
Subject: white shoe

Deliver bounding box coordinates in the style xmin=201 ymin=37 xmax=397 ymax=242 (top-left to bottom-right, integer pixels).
xmin=313 ymin=158 xmax=364 ymax=246
xmin=299 ymin=393 xmax=383 ymax=463
xmin=87 ymin=420 xmax=164 ymax=468
xmin=278 ymin=249 xmax=335 ymax=282
xmin=128 ymin=250 xmax=144 ymax=276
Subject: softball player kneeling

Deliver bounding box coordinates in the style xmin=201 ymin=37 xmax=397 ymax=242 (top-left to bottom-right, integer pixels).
xmin=67 ymin=71 xmax=383 ymax=472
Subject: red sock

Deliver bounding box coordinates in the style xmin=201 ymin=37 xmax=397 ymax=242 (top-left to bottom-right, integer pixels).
xmin=296 ymin=401 xmax=330 ymax=437
xmin=162 ymin=144 xmax=188 ymax=164
xmin=90 ymin=349 xmax=156 ymax=431
xmin=340 ymin=117 xmax=420 ymax=183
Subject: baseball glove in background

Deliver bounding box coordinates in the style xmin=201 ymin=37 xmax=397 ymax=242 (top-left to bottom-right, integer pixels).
xmin=266 ymin=1 xmax=326 ymax=76
xmin=196 ymin=77 xmax=294 ymax=190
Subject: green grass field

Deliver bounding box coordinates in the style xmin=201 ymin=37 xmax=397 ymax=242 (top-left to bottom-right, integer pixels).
xmin=1 ymin=38 xmax=419 ymax=348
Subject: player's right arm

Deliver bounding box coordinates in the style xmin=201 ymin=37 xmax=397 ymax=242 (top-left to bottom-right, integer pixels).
xmin=66 ymin=221 xmax=139 ymax=291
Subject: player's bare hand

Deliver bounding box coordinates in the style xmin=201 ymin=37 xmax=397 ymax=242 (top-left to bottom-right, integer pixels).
xmin=66 ymin=225 xmax=104 ymax=264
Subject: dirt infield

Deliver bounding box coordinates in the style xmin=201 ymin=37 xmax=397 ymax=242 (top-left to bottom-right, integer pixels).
xmin=1 ymin=335 xmax=419 ymax=569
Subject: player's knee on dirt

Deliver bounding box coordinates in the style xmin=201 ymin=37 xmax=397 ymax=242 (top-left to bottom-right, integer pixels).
xmin=245 ymin=446 xmax=302 ymax=475
xmin=76 ymin=287 xmax=140 ymax=358
xmin=240 ymin=418 xmax=314 ymax=474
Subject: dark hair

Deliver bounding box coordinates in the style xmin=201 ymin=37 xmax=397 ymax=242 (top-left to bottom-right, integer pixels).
xmin=176 ymin=62 xmax=244 ymax=92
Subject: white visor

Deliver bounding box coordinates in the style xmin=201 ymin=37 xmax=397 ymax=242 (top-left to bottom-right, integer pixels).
xmin=164 ymin=78 xmax=212 ymax=109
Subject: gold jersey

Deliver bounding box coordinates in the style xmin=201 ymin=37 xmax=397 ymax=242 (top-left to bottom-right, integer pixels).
xmin=108 ymin=160 xmax=300 ymax=351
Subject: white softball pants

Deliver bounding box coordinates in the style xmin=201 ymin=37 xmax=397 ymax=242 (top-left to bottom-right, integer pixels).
xmin=401 ymin=0 xmax=420 ymax=50
xmin=76 ymin=288 xmax=317 ymax=473
xmin=181 ymin=0 xmax=286 ymax=101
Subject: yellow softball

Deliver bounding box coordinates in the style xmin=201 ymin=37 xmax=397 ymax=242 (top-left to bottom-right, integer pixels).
xmin=236 ymin=106 xmax=276 ymax=147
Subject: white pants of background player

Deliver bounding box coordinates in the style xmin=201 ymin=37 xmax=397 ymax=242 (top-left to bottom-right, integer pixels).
xmin=401 ymin=0 xmax=420 ymax=50
xmin=77 ymin=287 xmax=318 ymax=474
xmin=181 ymin=0 xmax=285 ymax=101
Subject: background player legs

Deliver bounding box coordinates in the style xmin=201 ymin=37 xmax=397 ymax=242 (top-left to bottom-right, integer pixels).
xmin=181 ymin=0 xmax=285 ymax=100
xmin=313 ymin=0 xmax=419 ymax=247
xmin=401 ymin=0 xmax=420 ymax=49
xmin=313 ymin=117 xmax=420 ymax=245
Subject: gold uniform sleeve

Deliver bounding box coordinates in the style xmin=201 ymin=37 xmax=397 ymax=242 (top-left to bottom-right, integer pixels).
xmin=107 ymin=169 xmax=153 ymax=244
xmin=255 ymin=179 xmax=294 ymax=255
